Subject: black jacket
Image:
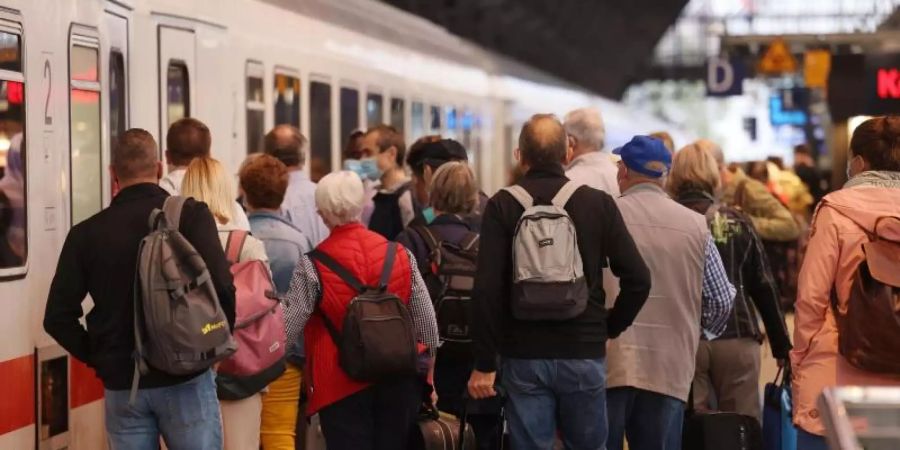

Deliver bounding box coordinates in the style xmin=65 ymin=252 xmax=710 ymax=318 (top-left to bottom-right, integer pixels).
xmin=677 ymin=191 xmax=792 ymax=358
xmin=43 ymin=183 xmax=236 ymax=390
xmin=471 ymin=164 xmax=651 ymax=372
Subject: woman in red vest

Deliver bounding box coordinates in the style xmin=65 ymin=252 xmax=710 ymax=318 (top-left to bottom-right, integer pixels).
xmin=282 ymin=170 xmax=439 ymax=450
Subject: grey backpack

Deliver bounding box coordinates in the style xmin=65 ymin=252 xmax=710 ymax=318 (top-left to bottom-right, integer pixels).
xmin=503 ymin=181 xmax=588 ymax=320
xmin=131 ymin=196 xmax=236 ymax=401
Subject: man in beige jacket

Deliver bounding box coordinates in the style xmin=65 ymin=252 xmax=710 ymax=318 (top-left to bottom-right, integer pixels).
xmin=693 ymin=139 xmax=800 ymax=242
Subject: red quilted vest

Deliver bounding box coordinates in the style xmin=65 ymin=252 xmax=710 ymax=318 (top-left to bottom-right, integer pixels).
xmin=304 ymin=223 xmax=413 ymax=414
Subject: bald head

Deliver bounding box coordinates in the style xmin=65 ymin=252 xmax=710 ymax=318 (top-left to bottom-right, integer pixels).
xmin=519 ymin=114 xmax=568 ymax=167
xmin=113 ymin=128 xmax=160 ymax=183
xmin=264 ymin=125 xmax=308 ymax=168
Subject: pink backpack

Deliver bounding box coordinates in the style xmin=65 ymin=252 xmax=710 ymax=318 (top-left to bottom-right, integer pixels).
xmin=216 ymin=231 xmax=287 ymax=400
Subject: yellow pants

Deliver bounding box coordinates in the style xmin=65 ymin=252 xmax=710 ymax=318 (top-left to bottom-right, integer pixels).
xmin=260 ymin=364 xmax=302 ymax=449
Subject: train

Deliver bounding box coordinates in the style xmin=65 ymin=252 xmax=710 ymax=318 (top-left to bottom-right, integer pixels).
xmin=0 ymin=0 xmax=684 ymax=448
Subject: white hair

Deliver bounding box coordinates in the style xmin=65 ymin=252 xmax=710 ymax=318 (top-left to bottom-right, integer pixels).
xmin=315 ymin=171 xmax=365 ymax=227
xmin=563 ymin=107 xmax=606 ymax=151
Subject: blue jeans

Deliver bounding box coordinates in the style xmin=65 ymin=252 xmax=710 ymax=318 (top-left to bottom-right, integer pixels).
xmin=501 ymin=358 xmax=607 ymax=450
xmin=797 ymin=428 xmax=828 ymax=450
xmin=606 ymin=387 xmax=685 ymax=450
xmin=104 ymin=370 xmax=222 ymax=450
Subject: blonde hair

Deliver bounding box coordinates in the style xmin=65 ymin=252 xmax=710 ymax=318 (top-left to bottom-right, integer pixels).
xmin=667 ymin=143 xmax=721 ymax=197
xmin=430 ymin=161 xmax=478 ymax=215
xmin=181 ymin=157 xmax=235 ymax=224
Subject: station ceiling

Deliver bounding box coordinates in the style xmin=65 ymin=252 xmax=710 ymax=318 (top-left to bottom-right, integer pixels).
xmin=377 ymin=0 xmax=689 ymax=98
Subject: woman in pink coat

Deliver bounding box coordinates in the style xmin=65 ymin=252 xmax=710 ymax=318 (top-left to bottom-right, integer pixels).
xmin=791 ymin=116 xmax=900 ymax=450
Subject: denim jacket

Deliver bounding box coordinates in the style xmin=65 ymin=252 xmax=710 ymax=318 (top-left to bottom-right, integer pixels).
xmin=248 ymin=211 xmax=313 ymax=364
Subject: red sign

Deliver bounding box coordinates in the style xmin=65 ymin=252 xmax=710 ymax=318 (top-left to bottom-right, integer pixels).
xmin=6 ymin=80 xmax=22 ymax=104
xmin=878 ymin=68 xmax=900 ymax=99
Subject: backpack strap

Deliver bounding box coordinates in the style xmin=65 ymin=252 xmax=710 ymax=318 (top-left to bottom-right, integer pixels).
xmin=551 ymin=181 xmax=582 ymax=208
xmin=225 ymin=230 xmax=248 ymax=264
xmin=378 ymin=242 xmax=398 ymax=290
xmin=413 ymin=225 xmax=440 ymax=254
xmin=460 ymin=232 xmax=480 ymax=252
xmin=162 ymin=196 xmax=188 ymax=230
xmin=502 ymin=185 xmax=534 ymax=209
xmin=307 ymin=249 xmax=365 ymax=293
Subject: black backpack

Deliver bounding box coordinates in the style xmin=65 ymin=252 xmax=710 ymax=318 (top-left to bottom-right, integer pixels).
xmin=308 ymin=242 xmax=419 ymax=382
xmin=412 ymin=225 xmax=479 ymax=358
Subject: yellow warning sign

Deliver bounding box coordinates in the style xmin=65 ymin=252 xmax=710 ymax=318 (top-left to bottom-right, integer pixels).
xmin=804 ymin=49 xmax=831 ymax=89
xmin=758 ymin=38 xmax=798 ymax=75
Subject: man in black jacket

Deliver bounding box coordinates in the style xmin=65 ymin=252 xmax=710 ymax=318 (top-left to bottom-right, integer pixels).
xmin=467 ymin=114 xmax=652 ymax=450
xmin=43 ymin=129 xmax=235 ymax=449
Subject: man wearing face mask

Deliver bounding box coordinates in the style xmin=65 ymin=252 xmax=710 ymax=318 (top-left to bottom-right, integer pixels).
xmin=406 ymin=136 xmax=488 ymax=228
xmin=359 ymin=125 xmax=415 ymax=240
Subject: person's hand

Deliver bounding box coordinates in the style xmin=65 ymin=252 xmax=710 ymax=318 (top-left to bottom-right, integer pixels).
xmin=467 ymin=370 xmax=497 ymax=399
xmin=431 ymin=389 xmax=439 ymax=407
xmin=777 ymin=358 xmax=787 ymax=369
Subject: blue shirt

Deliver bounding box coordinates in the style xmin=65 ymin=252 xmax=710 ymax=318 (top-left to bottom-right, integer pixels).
xmin=248 ymin=210 xmax=313 ymax=363
xmin=282 ymin=171 xmax=330 ymax=246
xmin=701 ymin=234 xmax=736 ymax=339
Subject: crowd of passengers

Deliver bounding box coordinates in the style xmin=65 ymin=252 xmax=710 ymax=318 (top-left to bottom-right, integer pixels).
xmin=42 ymin=111 xmax=900 ymax=450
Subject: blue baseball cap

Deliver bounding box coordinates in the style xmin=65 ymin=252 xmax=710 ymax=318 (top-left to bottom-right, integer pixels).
xmin=612 ymin=135 xmax=672 ymax=178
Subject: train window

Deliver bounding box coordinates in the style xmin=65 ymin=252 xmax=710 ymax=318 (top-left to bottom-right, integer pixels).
xmin=309 ymin=81 xmax=332 ymax=182
xmin=390 ymin=98 xmax=404 ymax=133
xmin=430 ymin=105 xmax=441 ymax=133
xmin=246 ymin=63 xmax=264 ymax=154
xmin=274 ymin=71 xmax=300 ymax=128
xmin=166 ymin=61 xmax=189 ymax=127
xmin=461 ymin=109 xmax=474 ymax=151
xmin=366 ymin=92 xmax=383 ymax=126
xmin=411 ymin=102 xmax=424 ymax=139
xmin=445 ymin=106 xmax=458 ymax=139
xmin=109 ymin=50 xmax=126 ymax=153
xmin=340 ymin=87 xmax=359 ymax=155
xmin=0 ymin=26 xmax=25 ymax=274
xmin=70 ymin=43 xmax=102 ymax=226
xmin=0 ymin=31 xmax=21 ymax=72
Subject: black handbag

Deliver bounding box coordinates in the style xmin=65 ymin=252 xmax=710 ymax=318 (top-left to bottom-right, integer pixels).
xmin=683 ymin=385 xmax=764 ymax=450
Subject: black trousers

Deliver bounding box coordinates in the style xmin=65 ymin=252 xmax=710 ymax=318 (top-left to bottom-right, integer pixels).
xmin=318 ymin=375 xmax=420 ymax=450
xmin=435 ymin=355 xmax=504 ymax=450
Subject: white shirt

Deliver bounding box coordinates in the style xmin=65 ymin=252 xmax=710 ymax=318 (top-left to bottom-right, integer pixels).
xmin=160 ymin=167 xmax=251 ymax=231
xmin=282 ymin=170 xmax=330 ymax=247
xmin=565 ymin=151 xmax=620 ymax=196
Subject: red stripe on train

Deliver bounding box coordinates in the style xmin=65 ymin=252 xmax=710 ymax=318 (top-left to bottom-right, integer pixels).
xmin=0 ymin=354 xmax=104 ymax=436
xmin=70 ymin=358 xmax=104 ymax=409
xmin=0 ymin=354 xmax=35 ymax=435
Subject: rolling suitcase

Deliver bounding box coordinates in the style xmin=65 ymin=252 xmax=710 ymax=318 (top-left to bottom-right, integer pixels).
xmin=683 ymin=387 xmax=764 ymax=450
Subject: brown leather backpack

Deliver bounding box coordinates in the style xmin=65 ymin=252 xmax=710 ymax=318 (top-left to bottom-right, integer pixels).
xmin=832 ymin=216 xmax=900 ymax=374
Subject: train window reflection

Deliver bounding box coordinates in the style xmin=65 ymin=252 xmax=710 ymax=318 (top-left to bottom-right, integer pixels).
xmin=366 ymin=93 xmax=383 ymax=126
xmin=70 ymin=43 xmax=102 ymax=227
xmin=166 ymin=62 xmax=189 ymax=127
xmin=246 ymin=67 xmax=264 ymax=154
xmin=340 ymin=87 xmax=359 ymax=154
xmin=411 ymin=102 xmax=424 ymax=139
xmin=274 ymin=71 xmax=300 ymax=128
xmin=0 ymin=78 xmax=26 ymax=271
xmin=310 ymin=81 xmax=332 ymax=182
xmin=109 ymin=51 xmax=126 ymax=156
xmin=0 ymin=31 xmax=21 ymax=72
xmin=390 ymin=98 xmax=404 ymax=134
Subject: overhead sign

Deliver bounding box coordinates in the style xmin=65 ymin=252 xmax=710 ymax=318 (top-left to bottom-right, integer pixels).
xmin=804 ymin=49 xmax=831 ymax=89
xmin=758 ymin=38 xmax=798 ymax=75
xmin=706 ymin=57 xmax=745 ymax=97
xmin=865 ymin=53 xmax=900 ymax=115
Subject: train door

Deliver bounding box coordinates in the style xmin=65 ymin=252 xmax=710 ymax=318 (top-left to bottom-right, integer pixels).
xmin=104 ymin=8 xmax=128 ymax=201
xmin=158 ymin=26 xmax=195 ymax=156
